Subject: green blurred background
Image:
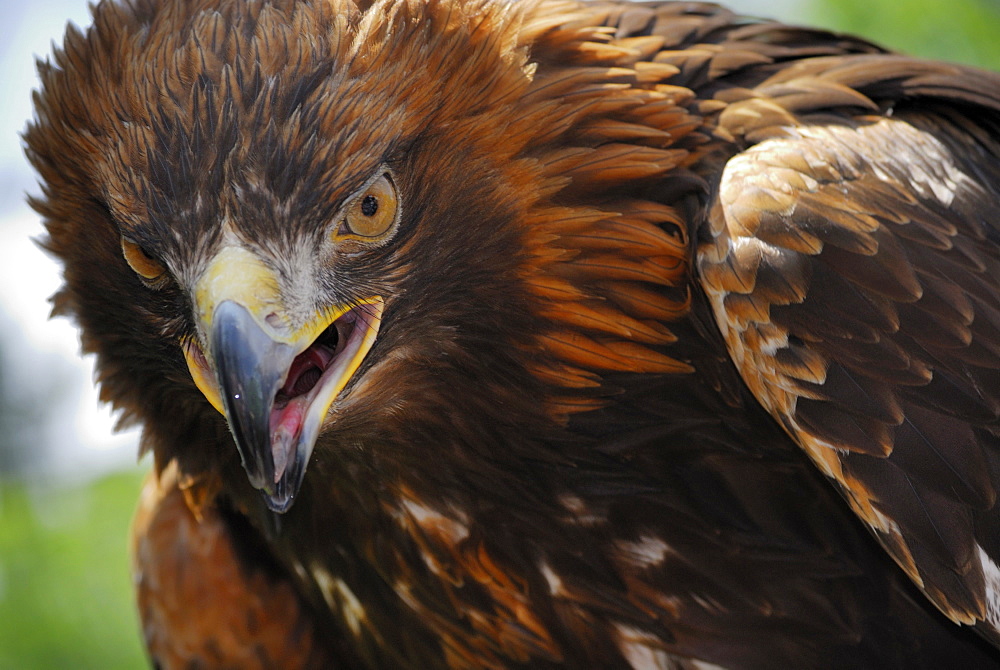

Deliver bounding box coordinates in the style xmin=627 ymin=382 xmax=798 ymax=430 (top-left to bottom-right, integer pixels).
xmin=0 ymin=0 xmax=998 ymax=668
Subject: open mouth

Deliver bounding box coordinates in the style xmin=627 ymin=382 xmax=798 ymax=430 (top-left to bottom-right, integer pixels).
xmin=269 ymin=304 xmax=378 ymax=484
xmin=182 ymin=297 xmax=383 ymax=512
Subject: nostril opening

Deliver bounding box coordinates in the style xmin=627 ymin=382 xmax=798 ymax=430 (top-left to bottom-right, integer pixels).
xmin=265 ymin=312 xmax=283 ymax=329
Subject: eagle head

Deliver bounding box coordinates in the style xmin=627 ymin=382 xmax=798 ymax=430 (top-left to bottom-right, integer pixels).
xmin=25 ymin=0 xmax=691 ymax=514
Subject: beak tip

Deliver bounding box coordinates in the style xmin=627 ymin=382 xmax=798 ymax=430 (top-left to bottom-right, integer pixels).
xmin=264 ymin=491 xmax=296 ymax=513
xmin=263 ymin=470 xmax=302 ymax=513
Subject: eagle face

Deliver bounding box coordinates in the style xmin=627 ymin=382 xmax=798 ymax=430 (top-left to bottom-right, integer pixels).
xmin=29 ymin=0 xmax=550 ymax=512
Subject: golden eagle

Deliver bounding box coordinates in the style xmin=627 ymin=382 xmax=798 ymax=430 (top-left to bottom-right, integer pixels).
xmin=24 ymin=0 xmax=1000 ymax=666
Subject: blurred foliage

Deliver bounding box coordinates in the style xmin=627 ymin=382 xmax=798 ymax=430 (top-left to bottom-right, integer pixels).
xmin=810 ymin=0 xmax=1000 ymax=69
xmin=0 ymin=470 xmax=148 ymax=669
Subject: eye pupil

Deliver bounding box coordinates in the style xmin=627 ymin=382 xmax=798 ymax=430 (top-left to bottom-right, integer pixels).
xmin=361 ymin=195 xmax=379 ymax=217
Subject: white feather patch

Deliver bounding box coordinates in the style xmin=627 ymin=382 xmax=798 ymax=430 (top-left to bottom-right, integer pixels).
xmin=976 ymin=544 xmax=1000 ymax=630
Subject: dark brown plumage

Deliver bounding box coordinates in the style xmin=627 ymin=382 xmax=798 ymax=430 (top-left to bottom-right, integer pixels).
xmin=23 ymin=0 xmax=1000 ymax=667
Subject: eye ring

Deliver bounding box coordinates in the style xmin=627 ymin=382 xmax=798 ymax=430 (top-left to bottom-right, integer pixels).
xmin=336 ymin=173 xmax=400 ymax=241
xmin=121 ymin=236 xmax=167 ymax=283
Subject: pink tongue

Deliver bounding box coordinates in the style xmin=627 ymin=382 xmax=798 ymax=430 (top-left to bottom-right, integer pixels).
xmin=270 ymin=397 xmax=309 ymax=482
xmin=270 ymin=345 xmax=335 ymax=483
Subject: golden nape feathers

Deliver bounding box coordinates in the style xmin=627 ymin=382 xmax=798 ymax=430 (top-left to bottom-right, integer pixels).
xmin=24 ymin=0 xmax=1000 ymax=667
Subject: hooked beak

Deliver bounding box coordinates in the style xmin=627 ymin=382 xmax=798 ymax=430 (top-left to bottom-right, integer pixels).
xmin=182 ymin=246 xmax=382 ymax=513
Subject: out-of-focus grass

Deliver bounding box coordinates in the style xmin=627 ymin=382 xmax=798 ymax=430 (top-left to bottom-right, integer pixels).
xmin=812 ymin=0 xmax=1000 ymax=69
xmin=0 ymin=470 xmax=148 ymax=669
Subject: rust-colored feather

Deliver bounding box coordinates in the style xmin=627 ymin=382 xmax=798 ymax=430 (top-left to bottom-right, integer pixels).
xmin=132 ymin=464 xmax=333 ymax=669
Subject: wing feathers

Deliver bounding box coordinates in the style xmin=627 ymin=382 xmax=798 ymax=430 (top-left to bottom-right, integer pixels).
xmin=820 ymin=226 xmax=923 ymax=302
xmin=700 ymin=94 xmax=1000 ymax=632
xmin=799 ymin=363 xmax=903 ymax=425
xmin=893 ymin=402 xmax=995 ymax=508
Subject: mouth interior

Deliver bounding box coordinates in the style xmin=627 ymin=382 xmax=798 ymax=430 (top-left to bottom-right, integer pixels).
xmin=275 ymin=325 xmax=343 ymax=407
xmin=267 ymin=308 xmax=362 ymax=482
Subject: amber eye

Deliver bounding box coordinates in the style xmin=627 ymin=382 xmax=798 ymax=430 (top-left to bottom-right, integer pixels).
xmin=121 ymin=237 xmax=167 ymax=281
xmin=338 ymin=174 xmax=399 ymax=240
